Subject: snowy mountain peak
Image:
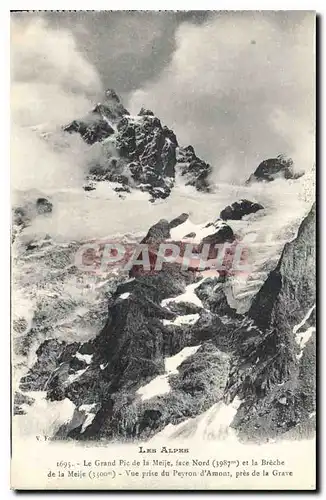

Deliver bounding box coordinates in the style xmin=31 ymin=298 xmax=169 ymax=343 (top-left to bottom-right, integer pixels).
xmin=64 ymin=90 xmax=212 ymax=201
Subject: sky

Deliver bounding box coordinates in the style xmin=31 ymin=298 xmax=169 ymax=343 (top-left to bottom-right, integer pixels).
xmin=11 ymin=10 xmax=315 ymax=183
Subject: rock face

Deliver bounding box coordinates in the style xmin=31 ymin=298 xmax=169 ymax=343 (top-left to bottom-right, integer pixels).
xmin=176 ymin=145 xmax=212 ymax=192
xmin=227 ymin=203 xmax=316 ymax=441
xmin=36 ymin=197 xmax=53 ymax=215
xmin=130 ymin=214 xmax=235 ymax=277
xmin=246 ymin=155 xmax=304 ymax=184
xmin=64 ymin=90 xmax=212 ymax=200
xmin=63 ymin=88 xmax=128 ymax=145
xmin=249 ymin=203 xmax=316 ymax=331
xmin=115 ymin=112 xmax=178 ymax=200
xmin=13 ymin=391 xmax=35 ymax=415
xmin=64 ymin=116 xmax=115 ymax=145
xmin=19 ymin=205 xmax=316 ymax=444
xmin=19 ymin=339 xmax=81 ymax=392
xmin=220 ymin=199 xmax=264 ymax=221
xmin=18 ymin=213 xmax=237 ymax=440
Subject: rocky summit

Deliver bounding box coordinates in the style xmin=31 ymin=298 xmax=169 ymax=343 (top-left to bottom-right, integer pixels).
xmin=63 ymin=91 xmax=303 ymax=201
xmin=64 ymin=90 xmax=212 ymax=201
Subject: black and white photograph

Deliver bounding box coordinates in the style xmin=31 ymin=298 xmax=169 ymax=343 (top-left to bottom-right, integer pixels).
xmin=10 ymin=9 xmax=316 ymax=490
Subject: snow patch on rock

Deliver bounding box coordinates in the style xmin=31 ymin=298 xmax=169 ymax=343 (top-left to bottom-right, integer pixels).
xmin=293 ymin=305 xmax=315 ymax=335
xmin=162 ymin=313 xmax=200 ymax=326
xmin=75 ymin=352 xmax=93 ymax=365
xmin=79 ymin=403 xmax=98 ymax=433
xmin=151 ymin=397 xmax=241 ymax=442
xmin=161 ymin=278 xmax=206 ymax=308
xmin=13 ymin=391 xmax=75 ymax=439
xmin=137 ymin=345 xmax=201 ymax=401
xmin=169 ymin=218 xmax=227 ymax=244
xmin=293 ymin=305 xmax=315 ymax=359
xmin=66 ymin=367 xmax=88 ymax=385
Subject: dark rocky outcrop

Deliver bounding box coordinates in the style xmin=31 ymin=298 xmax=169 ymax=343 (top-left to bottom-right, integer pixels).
xmin=64 ymin=117 xmax=115 ymax=145
xmin=115 ymin=113 xmax=179 ymax=200
xmin=176 ymin=145 xmax=212 ymax=192
xmin=220 ymin=199 xmax=264 ymax=221
xmin=202 ymin=222 xmax=235 ymax=245
xmin=13 ymin=206 xmax=28 ymax=227
xmin=141 ymin=219 xmax=171 ymax=245
xmin=36 ymin=197 xmax=53 ymax=214
xmin=13 ymin=391 xmax=35 ymax=415
xmin=63 ymin=88 xmax=128 ymax=145
xmin=169 ymin=213 xmax=189 ymax=229
xmin=195 ymin=277 xmax=237 ymax=317
xmin=138 ymin=107 xmax=155 ymax=116
xmin=19 ymin=339 xmax=81 ymax=392
xmin=12 ymin=196 xmax=53 ymax=241
xmin=246 ymin=154 xmax=304 ymax=184
xmin=130 ymin=215 xmax=235 ymax=277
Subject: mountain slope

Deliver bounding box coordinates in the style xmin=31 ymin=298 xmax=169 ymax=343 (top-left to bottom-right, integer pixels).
xmin=227 ymin=203 xmax=316 ymax=441
xmin=17 ymin=204 xmax=316 ymax=443
xmin=64 ymin=90 xmax=212 ymax=201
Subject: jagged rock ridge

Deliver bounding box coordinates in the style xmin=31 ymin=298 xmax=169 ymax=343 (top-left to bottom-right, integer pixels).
xmin=19 ymin=205 xmax=316 ymax=443
xmin=228 ymin=203 xmax=316 ymax=440
xmin=63 ymin=90 xmax=212 ymax=201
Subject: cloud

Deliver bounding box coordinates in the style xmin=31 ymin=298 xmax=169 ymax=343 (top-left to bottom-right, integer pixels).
xmin=11 ymin=16 xmax=103 ymax=195
xmin=128 ymin=11 xmax=315 ymax=183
